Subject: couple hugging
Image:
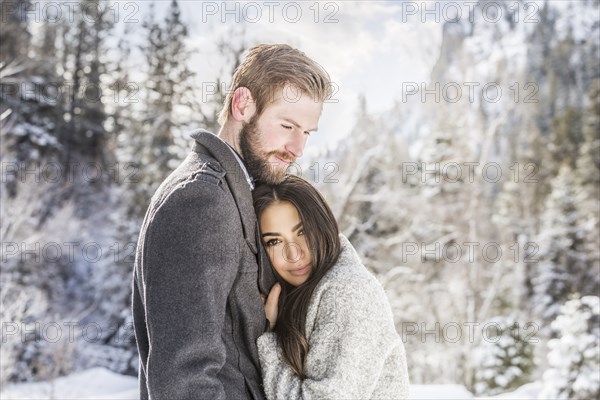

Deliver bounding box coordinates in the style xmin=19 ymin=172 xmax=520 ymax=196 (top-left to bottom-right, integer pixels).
xmin=132 ymin=44 xmax=409 ymax=400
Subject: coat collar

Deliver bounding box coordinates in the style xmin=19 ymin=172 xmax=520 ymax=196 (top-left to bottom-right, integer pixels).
xmin=189 ymin=128 xmax=275 ymax=295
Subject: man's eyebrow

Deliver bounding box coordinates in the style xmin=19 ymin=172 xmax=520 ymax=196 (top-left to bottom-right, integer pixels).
xmin=281 ymin=117 xmax=318 ymax=133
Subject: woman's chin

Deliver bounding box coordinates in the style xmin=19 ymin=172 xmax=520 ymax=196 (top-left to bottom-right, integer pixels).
xmin=280 ymin=276 xmax=303 ymax=287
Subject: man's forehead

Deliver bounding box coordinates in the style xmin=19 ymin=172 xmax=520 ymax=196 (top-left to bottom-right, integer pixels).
xmin=261 ymin=88 xmax=321 ymax=125
xmin=268 ymin=84 xmax=320 ymax=105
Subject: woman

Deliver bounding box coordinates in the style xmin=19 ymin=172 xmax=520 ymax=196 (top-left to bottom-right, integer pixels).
xmin=252 ymin=175 xmax=409 ymax=400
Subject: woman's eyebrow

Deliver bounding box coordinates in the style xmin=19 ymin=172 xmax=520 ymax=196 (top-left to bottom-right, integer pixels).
xmin=261 ymin=231 xmax=279 ymax=237
xmin=261 ymin=222 xmax=303 ymax=237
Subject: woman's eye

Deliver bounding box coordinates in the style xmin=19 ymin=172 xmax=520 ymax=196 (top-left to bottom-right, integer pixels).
xmin=298 ymin=229 xmax=305 ymax=236
xmin=282 ymin=124 xmax=293 ymax=130
xmin=265 ymin=239 xmax=280 ymax=247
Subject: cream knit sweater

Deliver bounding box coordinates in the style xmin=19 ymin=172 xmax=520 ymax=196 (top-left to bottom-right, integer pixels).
xmin=257 ymin=234 xmax=409 ymax=400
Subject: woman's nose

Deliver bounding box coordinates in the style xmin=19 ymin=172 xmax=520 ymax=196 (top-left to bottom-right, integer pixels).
xmin=284 ymin=242 xmax=304 ymax=264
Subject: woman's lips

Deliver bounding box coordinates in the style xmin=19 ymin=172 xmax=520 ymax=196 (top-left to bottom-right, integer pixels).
xmin=289 ymin=264 xmax=311 ymax=276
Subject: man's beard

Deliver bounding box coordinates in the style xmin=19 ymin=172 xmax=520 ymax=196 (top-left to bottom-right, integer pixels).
xmin=239 ymin=118 xmax=292 ymax=185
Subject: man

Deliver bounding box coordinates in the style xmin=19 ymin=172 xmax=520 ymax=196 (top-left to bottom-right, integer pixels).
xmin=132 ymin=44 xmax=332 ymax=399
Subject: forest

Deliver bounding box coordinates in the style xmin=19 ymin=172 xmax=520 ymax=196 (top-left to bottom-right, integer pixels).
xmin=1 ymin=0 xmax=598 ymax=398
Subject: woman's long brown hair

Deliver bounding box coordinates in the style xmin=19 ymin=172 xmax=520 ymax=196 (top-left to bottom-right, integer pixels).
xmin=253 ymin=174 xmax=342 ymax=378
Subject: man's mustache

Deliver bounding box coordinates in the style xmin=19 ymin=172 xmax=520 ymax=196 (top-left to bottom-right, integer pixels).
xmin=268 ymin=151 xmax=295 ymax=165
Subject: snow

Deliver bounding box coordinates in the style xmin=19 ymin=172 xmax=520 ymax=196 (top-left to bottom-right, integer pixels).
xmin=0 ymin=374 xmax=553 ymax=400
xmin=488 ymin=382 xmax=543 ymax=399
xmin=410 ymin=384 xmax=474 ymax=399
xmin=0 ymin=369 xmax=546 ymax=399
xmin=0 ymin=368 xmax=138 ymax=400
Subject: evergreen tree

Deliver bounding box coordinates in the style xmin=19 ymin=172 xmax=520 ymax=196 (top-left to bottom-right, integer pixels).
xmin=199 ymin=28 xmax=248 ymax=133
xmin=533 ymin=164 xmax=596 ymax=326
xmin=540 ymin=296 xmax=600 ymax=400
xmin=57 ymin=0 xmax=113 ymax=168
xmin=472 ymin=315 xmax=535 ymax=396
xmin=576 ymin=79 xmax=600 ymax=197
xmin=0 ymin=0 xmax=31 ymax=63
xmin=0 ymin=0 xmax=63 ymax=174
xmin=128 ymin=0 xmax=196 ymax=219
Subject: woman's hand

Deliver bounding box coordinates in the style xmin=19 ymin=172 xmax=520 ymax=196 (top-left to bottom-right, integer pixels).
xmin=263 ymin=283 xmax=281 ymax=331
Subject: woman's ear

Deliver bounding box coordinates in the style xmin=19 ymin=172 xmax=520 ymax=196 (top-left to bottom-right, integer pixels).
xmin=231 ymin=87 xmax=257 ymax=123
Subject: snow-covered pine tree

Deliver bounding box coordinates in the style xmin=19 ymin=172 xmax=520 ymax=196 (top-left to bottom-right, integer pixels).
xmin=576 ymin=79 xmax=600 ymax=196
xmin=540 ymin=296 xmax=600 ymax=400
xmin=201 ymin=29 xmax=248 ymax=133
xmin=0 ymin=0 xmax=30 ymax=62
xmin=55 ymin=0 xmax=113 ymax=165
xmin=572 ymin=80 xmax=600 ymax=308
xmin=472 ymin=315 xmax=535 ymax=396
xmin=125 ymin=0 xmax=197 ymax=220
xmin=0 ymin=178 xmax=82 ymax=384
xmin=533 ymin=164 xmax=594 ymax=327
xmin=0 ymin=0 xmax=64 ymax=192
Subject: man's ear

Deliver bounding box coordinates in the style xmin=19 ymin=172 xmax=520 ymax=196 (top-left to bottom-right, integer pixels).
xmin=231 ymin=87 xmax=256 ymax=123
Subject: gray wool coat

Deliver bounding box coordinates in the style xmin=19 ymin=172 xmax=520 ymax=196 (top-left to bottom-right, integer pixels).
xmin=132 ymin=129 xmax=276 ymax=400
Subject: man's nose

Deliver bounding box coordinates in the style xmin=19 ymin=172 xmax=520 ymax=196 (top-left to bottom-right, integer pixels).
xmin=285 ymin=131 xmax=306 ymax=159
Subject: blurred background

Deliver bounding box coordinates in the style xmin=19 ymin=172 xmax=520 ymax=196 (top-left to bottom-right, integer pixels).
xmin=1 ymin=0 xmax=598 ymax=398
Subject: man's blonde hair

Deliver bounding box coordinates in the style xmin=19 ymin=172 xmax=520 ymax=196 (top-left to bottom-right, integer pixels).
xmin=218 ymin=44 xmax=332 ymax=126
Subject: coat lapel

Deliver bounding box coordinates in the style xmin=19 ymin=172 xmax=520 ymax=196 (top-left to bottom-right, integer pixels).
xmin=255 ymin=221 xmax=276 ymax=295
xmin=190 ymin=128 xmax=276 ymax=295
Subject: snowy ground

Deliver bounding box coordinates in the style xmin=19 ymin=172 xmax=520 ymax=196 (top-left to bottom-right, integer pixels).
xmin=0 ymin=368 xmax=543 ymax=399
xmin=0 ymin=369 xmax=138 ymax=400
